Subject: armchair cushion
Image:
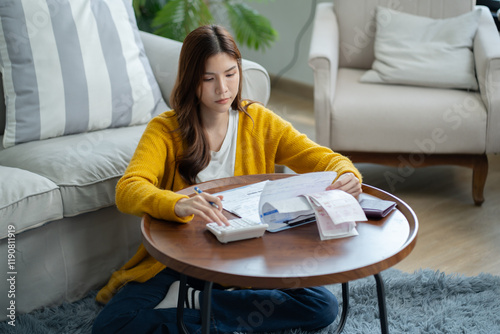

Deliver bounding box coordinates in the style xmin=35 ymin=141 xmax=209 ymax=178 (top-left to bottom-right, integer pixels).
xmin=0 ymin=0 xmax=167 ymax=148
xmin=333 ymin=69 xmax=487 ymax=154
xmin=361 ymin=7 xmax=481 ymax=90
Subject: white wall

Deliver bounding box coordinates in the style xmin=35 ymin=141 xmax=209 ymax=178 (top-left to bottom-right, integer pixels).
xmin=239 ymin=0 xmax=330 ymax=86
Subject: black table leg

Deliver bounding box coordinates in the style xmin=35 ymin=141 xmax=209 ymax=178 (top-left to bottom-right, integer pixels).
xmin=176 ymin=275 xmax=214 ymax=334
xmin=177 ymin=274 xmax=189 ymax=334
xmin=333 ymin=282 xmax=349 ymax=334
xmin=333 ymin=273 xmax=388 ymax=334
xmin=374 ymin=273 xmax=389 ymax=334
xmin=201 ymin=281 xmax=213 ymax=334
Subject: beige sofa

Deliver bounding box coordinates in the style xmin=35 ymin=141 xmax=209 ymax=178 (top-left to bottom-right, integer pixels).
xmin=0 ymin=31 xmax=270 ymax=320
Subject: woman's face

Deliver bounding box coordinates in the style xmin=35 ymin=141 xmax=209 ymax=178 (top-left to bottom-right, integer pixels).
xmin=198 ymin=52 xmax=240 ymax=116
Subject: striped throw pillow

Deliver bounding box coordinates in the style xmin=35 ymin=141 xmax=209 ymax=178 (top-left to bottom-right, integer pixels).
xmin=0 ymin=0 xmax=168 ymax=148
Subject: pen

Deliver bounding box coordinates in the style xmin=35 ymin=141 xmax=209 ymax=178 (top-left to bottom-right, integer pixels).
xmin=194 ymin=187 xmax=219 ymax=209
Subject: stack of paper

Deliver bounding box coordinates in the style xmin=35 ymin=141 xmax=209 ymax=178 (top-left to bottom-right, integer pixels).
xmin=215 ymin=172 xmax=368 ymax=240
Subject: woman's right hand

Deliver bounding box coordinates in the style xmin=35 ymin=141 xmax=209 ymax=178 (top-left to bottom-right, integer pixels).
xmin=174 ymin=193 xmax=229 ymax=226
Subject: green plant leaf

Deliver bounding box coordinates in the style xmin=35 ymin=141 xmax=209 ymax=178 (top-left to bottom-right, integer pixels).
xmin=133 ymin=0 xmax=166 ymax=33
xmin=152 ymin=0 xmax=214 ymax=42
xmin=133 ymin=0 xmax=277 ymax=51
xmin=224 ymin=1 xmax=278 ymax=50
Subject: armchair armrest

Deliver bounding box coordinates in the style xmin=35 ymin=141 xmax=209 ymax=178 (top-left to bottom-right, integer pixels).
xmin=474 ymin=6 xmax=500 ymax=153
xmin=308 ymin=2 xmax=339 ymax=147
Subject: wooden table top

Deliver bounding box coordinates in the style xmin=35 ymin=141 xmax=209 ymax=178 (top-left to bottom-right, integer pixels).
xmin=142 ymin=174 xmax=418 ymax=289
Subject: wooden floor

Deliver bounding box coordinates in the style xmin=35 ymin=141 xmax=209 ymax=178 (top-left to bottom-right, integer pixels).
xmin=267 ymin=87 xmax=500 ymax=277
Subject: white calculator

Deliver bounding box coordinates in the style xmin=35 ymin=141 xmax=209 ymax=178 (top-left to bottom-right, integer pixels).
xmin=206 ymin=218 xmax=269 ymax=243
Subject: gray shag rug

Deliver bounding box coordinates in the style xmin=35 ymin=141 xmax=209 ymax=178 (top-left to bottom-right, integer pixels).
xmin=1 ymin=269 xmax=499 ymax=333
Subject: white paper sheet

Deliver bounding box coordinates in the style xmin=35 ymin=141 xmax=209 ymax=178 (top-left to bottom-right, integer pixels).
xmin=261 ymin=196 xmax=314 ymax=231
xmin=307 ymin=190 xmax=367 ymax=225
xmin=214 ymin=180 xmax=269 ymax=224
xmin=258 ymin=171 xmax=337 ymax=218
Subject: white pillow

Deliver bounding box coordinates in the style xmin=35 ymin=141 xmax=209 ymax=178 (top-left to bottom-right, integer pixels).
xmin=360 ymin=7 xmax=481 ymax=90
xmin=0 ymin=0 xmax=168 ymax=148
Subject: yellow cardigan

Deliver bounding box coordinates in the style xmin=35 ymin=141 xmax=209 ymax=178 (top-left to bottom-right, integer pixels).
xmin=96 ymin=103 xmax=362 ymax=304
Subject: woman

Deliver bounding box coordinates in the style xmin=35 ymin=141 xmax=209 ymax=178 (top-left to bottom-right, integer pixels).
xmin=93 ymin=25 xmax=362 ymax=334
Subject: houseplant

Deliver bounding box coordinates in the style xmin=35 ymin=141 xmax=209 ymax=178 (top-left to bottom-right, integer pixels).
xmin=133 ymin=0 xmax=278 ymax=50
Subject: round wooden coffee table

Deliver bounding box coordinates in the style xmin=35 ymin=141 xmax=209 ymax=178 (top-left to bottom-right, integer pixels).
xmin=142 ymin=174 xmax=418 ymax=334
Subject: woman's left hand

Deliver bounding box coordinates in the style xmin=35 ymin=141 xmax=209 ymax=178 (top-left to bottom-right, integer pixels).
xmin=326 ymin=172 xmax=362 ymax=198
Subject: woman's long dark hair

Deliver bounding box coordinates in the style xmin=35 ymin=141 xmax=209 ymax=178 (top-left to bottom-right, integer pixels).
xmin=170 ymin=25 xmax=250 ymax=184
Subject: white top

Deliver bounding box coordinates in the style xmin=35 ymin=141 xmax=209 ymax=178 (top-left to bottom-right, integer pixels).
xmin=196 ymin=109 xmax=239 ymax=183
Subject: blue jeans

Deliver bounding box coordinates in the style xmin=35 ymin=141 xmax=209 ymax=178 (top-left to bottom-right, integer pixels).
xmin=92 ymin=268 xmax=338 ymax=334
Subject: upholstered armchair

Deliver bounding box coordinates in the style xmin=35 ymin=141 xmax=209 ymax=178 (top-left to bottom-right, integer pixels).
xmin=308 ymin=0 xmax=500 ymax=205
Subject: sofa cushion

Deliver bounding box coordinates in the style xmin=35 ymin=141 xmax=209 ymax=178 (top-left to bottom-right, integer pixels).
xmin=0 ymin=0 xmax=167 ymax=148
xmin=361 ymin=7 xmax=481 ymax=90
xmin=0 ymin=166 xmax=63 ymax=237
xmin=333 ymin=0 xmax=475 ymax=69
xmin=0 ymin=125 xmax=146 ymax=217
